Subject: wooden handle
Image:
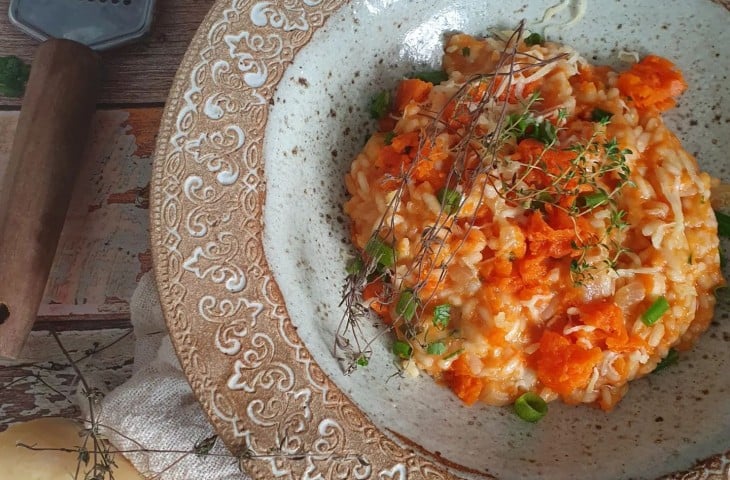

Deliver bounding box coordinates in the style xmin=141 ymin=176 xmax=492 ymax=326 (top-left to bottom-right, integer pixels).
xmin=0 ymin=39 xmax=100 ymax=359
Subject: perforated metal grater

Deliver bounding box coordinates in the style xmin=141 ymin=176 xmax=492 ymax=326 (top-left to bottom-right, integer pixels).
xmin=0 ymin=0 xmax=157 ymax=359
xmin=9 ymin=0 xmax=155 ymax=50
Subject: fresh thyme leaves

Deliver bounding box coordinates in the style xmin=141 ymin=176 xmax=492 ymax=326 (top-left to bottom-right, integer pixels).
xmin=524 ymin=32 xmax=544 ymax=46
xmin=369 ymin=90 xmax=391 ymax=119
xmin=336 ymin=21 xmax=633 ymax=375
xmin=591 ymin=108 xmax=614 ymax=123
xmin=410 ymin=70 xmax=449 ymax=85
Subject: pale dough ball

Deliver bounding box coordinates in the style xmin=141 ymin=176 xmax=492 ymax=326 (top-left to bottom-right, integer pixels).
xmin=0 ymin=418 xmax=144 ymax=480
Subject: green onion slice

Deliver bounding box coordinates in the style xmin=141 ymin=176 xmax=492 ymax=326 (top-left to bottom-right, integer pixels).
xmin=715 ymin=210 xmax=730 ymax=238
xmin=432 ymin=303 xmax=451 ymax=329
xmin=369 ymin=90 xmax=391 ymax=119
xmin=524 ymin=32 xmax=544 ymax=46
xmin=437 ymin=188 xmax=462 ymax=215
xmin=582 ymin=190 xmax=609 ymax=209
xmin=514 ymin=392 xmax=548 ymax=422
xmin=653 ymin=348 xmax=678 ymax=372
xmin=426 ymin=341 xmax=447 ymax=355
xmin=590 ymin=108 xmax=614 ymax=123
xmin=346 ymin=256 xmax=364 ymax=275
xmin=410 ymin=70 xmax=449 ymax=85
xmin=392 ymin=340 xmax=413 ymax=359
xmin=396 ymin=289 xmax=418 ymax=322
xmin=641 ymin=296 xmax=670 ymax=326
xmin=365 ymin=236 xmax=396 ymax=268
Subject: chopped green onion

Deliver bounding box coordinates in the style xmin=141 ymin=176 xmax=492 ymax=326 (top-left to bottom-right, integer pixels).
xmin=427 ymin=341 xmax=447 ymax=355
xmin=436 ymin=188 xmax=462 ymax=215
xmin=392 ymin=340 xmax=413 ymax=359
xmin=365 ymin=236 xmax=396 ymax=268
xmin=432 ymin=303 xmax=451 ymax=329
xmin=396 ymin=289 xmax=418 ymax=322
xmin=530 ymin=120 xmax=557 ymax=145
xmin=356 ymin=355 xmax=369 ymax=367
xmin=641 ymin=296 xmax=670 ymax=326
xmin=383 ymin=131 xmax=395 ymax=145
xmin=410 ymin=70 xmax=449 ymax=85
xmin=715 ymin=210 xmax=730 ymax=238
xmin=653 ymin=348 xmax=678 ymax=372
xmin=582 ymin=190 xmax=609 ymax=209
xmin=346 ymin=256 xmax=364 ymax=275
xmin=590 ymin=108 xmax=614 ymax=124
xmin=461 ymin=46 xmax=471 ymax=57
xmin=369 ymin=90 xmax=391 ymax=119
xmin=513 ymin=392 xmax=548 ymax=422
xmin=524 ymin=32 xmax=544 ymax=46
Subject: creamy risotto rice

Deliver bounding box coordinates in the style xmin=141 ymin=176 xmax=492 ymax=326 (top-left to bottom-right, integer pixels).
xmin=341 ymin=29 xmax=724 ymax=411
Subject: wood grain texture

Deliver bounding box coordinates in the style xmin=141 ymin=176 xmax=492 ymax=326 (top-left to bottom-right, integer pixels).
xmin=0 ymin=39 xmax=101 ymax=358
xmin=0 ymin=329 xmax=134 ymax=431
xmin=0 ymin=0 xmax=215 ymax=107
xmin=0 ymin=109 xmax=156 ymax=322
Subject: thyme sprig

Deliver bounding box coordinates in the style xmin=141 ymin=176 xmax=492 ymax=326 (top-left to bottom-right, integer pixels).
xmin=336 ymin=21 xmax=567 ymax=373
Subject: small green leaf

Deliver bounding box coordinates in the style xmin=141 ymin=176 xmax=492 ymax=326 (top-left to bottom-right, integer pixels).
xmin=393 ymin=340 xmax=413 ymax=359
xmin=410 ymin=70 xmax=449 ymax=85
xmin=346 ymin=256 xmax=364 ymax=275
xmin=383 ymin=131 xmax=396 ymax=145
xmin=356 ymin=355 xmax=369 ymax=367
xmin=396 ymin=290 xmax=418 ymax=322
xmin=369 ymin=90 xmax=391 ymax=119
xmin=427 ymin=341 xmax=447 ymax=355
xmin=436 ymin=188 xmax=462 ymax=215
xmin=591 ymin=108 xmax=614 ymax=124
xmin=432 ymin=304 xmax=451 ymax=329
xmin=524 ymin=32 xmax=544 ymax=46
xmin=653 ymin=348 xmax=678 ymax=372
xmin=365 ymin=236 xmax=396 ymax=268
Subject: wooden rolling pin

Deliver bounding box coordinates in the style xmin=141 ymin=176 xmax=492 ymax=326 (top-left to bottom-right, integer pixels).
xmin=0 ymin=39 xmax=100 ymax=359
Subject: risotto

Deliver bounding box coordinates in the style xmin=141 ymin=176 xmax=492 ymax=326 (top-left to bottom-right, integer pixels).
xmin=341 ymin=29 xmax=724 ymax=411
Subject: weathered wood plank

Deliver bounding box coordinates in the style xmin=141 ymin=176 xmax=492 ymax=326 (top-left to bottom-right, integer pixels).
xmin=0 ymin=329 xmax=135 ymax=431
xmin=0 ymin=108 xmax=157 ymax=321
xmin=0 ymin=0 xmax=215 ymax=107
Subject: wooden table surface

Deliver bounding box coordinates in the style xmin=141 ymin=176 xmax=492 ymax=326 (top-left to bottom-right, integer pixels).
xmin=0 ymin=0 xmax=215 ymax=430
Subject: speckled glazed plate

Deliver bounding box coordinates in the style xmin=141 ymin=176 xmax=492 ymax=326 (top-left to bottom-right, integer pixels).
xmin=150 ymin=1 xmax=730 ymax=478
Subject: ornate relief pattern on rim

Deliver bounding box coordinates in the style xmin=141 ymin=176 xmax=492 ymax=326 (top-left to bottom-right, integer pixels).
xmin=150 ymin=1 xmax=730 ymax=479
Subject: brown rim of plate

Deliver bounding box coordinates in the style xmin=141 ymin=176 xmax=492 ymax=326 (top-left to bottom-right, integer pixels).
xmin=149 ymin=1 xmax=730 ymax=479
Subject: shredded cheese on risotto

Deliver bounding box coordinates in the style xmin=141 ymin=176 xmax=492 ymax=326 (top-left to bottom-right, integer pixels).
xmin=341 ymin=28 xmax=724 ymax=411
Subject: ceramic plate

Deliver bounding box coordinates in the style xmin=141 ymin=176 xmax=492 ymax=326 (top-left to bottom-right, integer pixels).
xmin=150 ymin=1 xmax=730 ymax=478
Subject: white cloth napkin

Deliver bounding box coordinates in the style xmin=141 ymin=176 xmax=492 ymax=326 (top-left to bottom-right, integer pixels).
xmin=83 ymin=273 xmax=248 ymax=479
